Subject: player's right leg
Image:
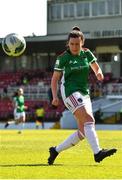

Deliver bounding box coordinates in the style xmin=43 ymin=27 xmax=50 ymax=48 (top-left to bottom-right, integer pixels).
xmin=48 ymin=147 xmax=58 ymax=165
xmin=48 ymin=130 xmax=84 ymax=165
xmin=48 ymin=92 xmax=85 ymax=165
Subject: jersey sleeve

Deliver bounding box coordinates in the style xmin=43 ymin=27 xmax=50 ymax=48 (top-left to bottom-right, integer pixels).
xmin=13 ymin=97 xmax=17 ymax=107
xmin=54 ymin=56 xmax=65 ymax=71
xmin=13 ymin=97 xmax=16 ymax=103
xmin=85 ymin=49 xmax=97 ymax=64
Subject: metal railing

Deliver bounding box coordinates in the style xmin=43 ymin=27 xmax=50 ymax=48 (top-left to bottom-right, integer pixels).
xmin=0 ymin=83 xmax=122 ymax=100
xmin=7 ymin=85 xmax=50 ymax=100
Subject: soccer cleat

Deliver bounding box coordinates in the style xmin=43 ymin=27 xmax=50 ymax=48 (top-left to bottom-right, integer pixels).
xmin=94 ymin=148 xmax=117 ymax=163
xmin=48 ymin=147 xmax=58 ymax=165
xmin=4 ymin=122 xmax=9 ymax=128
xmin=18 ymin=131 xmax=22 ymax=134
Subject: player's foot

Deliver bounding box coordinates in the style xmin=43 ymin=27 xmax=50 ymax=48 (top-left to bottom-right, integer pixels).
xmin=4 ymin=122 xmax=9 ymax=128
xmin=94 ymin=148 xmax=117 ymax=163
xmin=48 ymin=147 xmax=58 ymax=165
xmin=18 ymin=131 xmax=22 ymax=134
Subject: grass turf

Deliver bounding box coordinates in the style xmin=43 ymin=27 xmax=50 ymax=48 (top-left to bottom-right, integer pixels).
xmin=0 ymin=129 xmax=122 ymax=179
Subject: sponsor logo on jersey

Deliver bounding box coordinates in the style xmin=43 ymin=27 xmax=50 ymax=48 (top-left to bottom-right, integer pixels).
xmin=69 ymin=60 xmax=77 ymax=64
xmin=71 ymin=65 xmax=88 ymax=70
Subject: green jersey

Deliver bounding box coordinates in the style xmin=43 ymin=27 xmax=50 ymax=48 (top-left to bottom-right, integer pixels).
xmin=54 ymin=48 xmax=97 ymax=97
xmin=14 ymin=95 xmax=25 ymax=113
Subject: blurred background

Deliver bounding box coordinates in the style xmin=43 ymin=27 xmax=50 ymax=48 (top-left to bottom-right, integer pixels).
xmin=0 ymin=0 xmax=122 ymax=129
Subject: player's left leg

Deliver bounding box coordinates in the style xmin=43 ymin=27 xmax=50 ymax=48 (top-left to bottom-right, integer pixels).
xmin=5 ymin=111 xmax=19 ymax=128
xmin=4 ymin=120 xmax=15 ymax=128
xmin=17 ymin=112 xmax=26 ymax=133
xmin=72 ymin=93 xmax=117 ymax=162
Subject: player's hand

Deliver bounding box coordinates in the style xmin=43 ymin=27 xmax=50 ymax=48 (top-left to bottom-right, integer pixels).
xmin=96 ymin=73 xmax=104 ymax=81
xmin=52 ymin=98 xmax=59 ymax=107
xmin=24 ymin=106 xmax=28 ymax=110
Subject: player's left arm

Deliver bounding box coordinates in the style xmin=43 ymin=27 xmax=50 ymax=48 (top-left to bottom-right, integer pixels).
xmin=24 ymin=105 xmax=28 ymax=110
xmin=90 ymin=62 xmax=104 ymax=81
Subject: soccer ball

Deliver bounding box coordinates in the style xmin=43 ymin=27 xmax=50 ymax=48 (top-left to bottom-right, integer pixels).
xmin=2 ymin=33 xmax=26 ymax=57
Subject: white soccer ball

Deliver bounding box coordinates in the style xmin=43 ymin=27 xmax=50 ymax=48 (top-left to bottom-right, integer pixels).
xmin=2 ymin=33 xmax=26 ymax=57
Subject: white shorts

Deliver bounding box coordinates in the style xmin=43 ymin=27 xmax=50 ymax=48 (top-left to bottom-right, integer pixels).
xmin=63 ymin=91 xmax=93 ymax=114
xmin=14 ymin=109 xmax=25 ymax=120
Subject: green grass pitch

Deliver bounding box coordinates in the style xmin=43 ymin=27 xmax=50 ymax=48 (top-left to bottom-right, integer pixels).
xmin=0 ymin=129 xmax=122 ymax=179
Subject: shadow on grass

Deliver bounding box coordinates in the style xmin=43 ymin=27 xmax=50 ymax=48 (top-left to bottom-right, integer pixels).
xmin=0 ymin=163 xmax=63 ymax=167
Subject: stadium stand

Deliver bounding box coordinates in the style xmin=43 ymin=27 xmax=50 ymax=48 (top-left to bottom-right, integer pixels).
xmin=0 ymin=69 xmax=65 ymax=123
xmin=0 ymin=69 xmax=122 ymax=124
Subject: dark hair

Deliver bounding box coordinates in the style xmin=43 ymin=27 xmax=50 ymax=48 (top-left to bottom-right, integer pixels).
xmin=67 ymin=26 xmax=85 ymax=42
xmin=72 ymin=26 xmax=81 ymax=31
xmin=13 ymin=91 xmax=18 ymax=97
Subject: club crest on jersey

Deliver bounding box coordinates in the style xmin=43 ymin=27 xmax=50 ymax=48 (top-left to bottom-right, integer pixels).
xmin=56 ymin=59 xmax=59 ymax=65
xmin=77 ymin=98 xmax=83 ymax=103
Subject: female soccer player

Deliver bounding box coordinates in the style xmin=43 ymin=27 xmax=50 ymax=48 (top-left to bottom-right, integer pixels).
xmin=48 ymin=26 xmax=117 ymax=165
xmin=5 ymin=88 xmax=27 ymax=133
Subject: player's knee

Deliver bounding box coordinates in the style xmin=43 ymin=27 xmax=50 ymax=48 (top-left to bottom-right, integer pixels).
xmin=85 ymin=113 xmax=95 ymax=124
xmin=78 ymin=130 xmax=85 ymax=140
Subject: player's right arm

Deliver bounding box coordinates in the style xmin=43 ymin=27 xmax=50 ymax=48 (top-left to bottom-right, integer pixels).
xmin=51 ymin=54 xmax=65 ymax=107
xmin=13 ymin=97 xmax=18 ymax=109
xmin=51 ymin=71 xmax=62 ymax=107
xmin=13 ymin=97 xmax=21 ymax=110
